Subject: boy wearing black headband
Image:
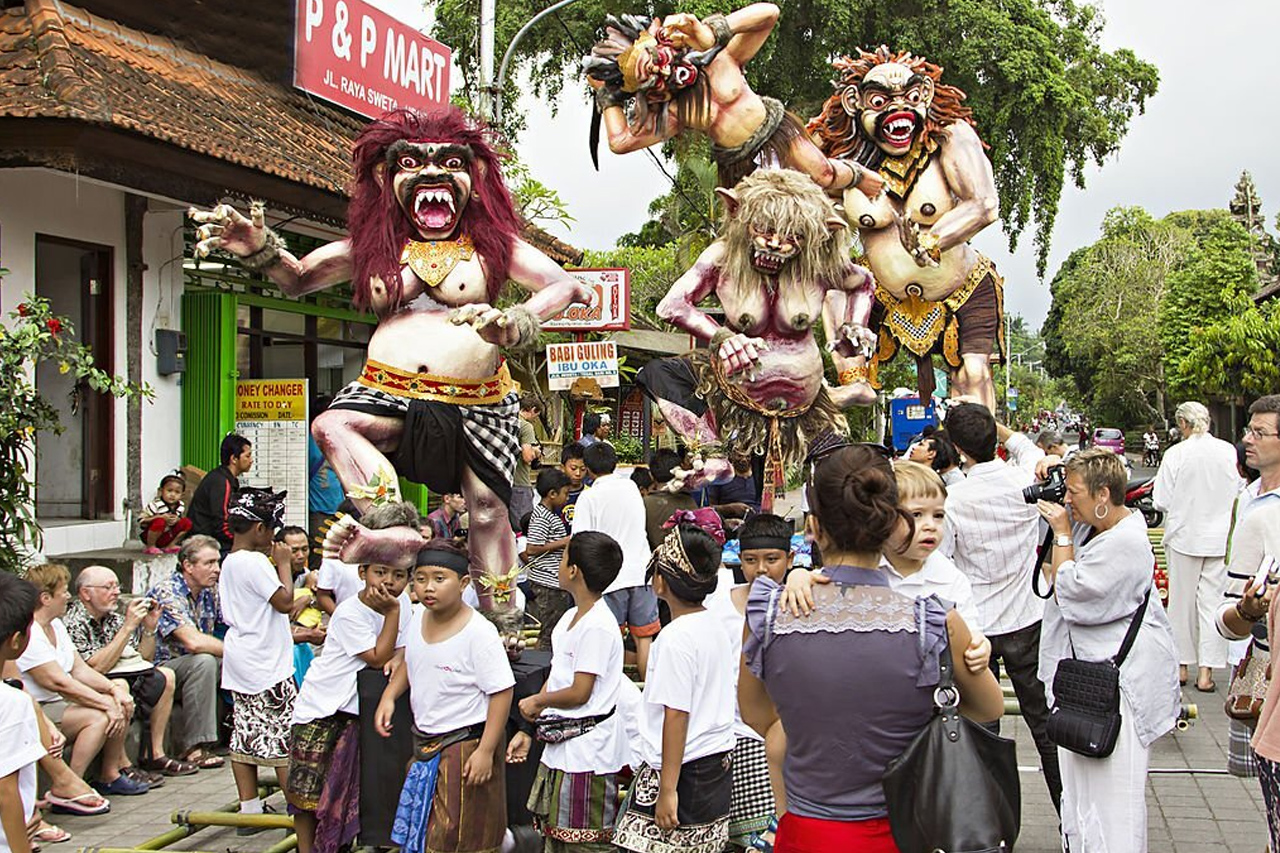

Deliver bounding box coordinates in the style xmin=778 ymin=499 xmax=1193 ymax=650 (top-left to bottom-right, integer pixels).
xmin=377 ymin=542 xmax=515 ymax=853
xmin=219 ymin=487 xmax=298 ymax=823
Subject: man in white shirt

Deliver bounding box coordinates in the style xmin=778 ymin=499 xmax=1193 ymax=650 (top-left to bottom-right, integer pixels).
xmin=1153 ymin=401 xmax=1242 ymax=691
xmin=571 ymin=442 xmax=659 ymax=676
xmin=941 ymin=402 xmax=1061 ymax=811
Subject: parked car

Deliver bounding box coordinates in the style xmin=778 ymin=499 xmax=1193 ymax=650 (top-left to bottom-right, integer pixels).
xmin=1092 ymin=427 xmax=1126 ymax=455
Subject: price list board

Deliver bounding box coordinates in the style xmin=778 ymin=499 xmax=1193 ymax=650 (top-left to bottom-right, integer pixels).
xmin=234 ymin=379 xmax=309 ymax=529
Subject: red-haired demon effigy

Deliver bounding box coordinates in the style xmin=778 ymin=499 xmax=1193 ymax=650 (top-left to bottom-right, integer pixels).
xmin=190 ymin=107 xmax=591 ymax=625
xmin=808 ymin=46 xmax=1005 ymax=410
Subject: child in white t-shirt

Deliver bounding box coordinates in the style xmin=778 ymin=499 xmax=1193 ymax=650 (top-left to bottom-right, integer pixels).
xmin=0 ymin=573 xmax=47 ymax=853
xmin=519 ymin=531 xmax=627 ymax=849
xmin=375 ymin=542 xmax=515 ymax=853
xmin=287 ymin=558 xmax=410 ymax=853
xmin=784 ymin=461 xmax=993 ymax=674
xmin=613 ymin=524 xmax=736 ymax=853
xmin=219 ymin=488 xmax=297 ymax=822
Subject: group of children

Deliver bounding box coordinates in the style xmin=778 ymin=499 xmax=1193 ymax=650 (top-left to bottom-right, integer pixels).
xmin=0 ymin=454 xmax=988 ymax=853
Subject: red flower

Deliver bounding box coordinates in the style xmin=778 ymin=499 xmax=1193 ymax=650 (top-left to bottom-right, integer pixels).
xmin=16 ymin=303 xmax=29 ymax=317
xmin=46 ymin=318 xmax=62 ymax=335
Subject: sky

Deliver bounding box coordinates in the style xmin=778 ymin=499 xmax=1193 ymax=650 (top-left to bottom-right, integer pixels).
xmin=376 ymin=0 xmax=1280 ymax=330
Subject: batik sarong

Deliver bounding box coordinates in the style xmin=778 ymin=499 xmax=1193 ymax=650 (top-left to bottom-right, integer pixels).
xmin=228 ymin=677 xmax=296 ymax=767
xmin=391 ymin=724 xmax=506 ymax=853
xmin=612 ymin=752 xmax=732 ymax=853
xmin=286 ymin=714 xmax=361 ymax=853
xmin=527 ymin=763 xmax=620 ymax=848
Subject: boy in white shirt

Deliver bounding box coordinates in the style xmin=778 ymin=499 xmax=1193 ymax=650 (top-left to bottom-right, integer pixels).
xmin=613 ymin=524 xmax=736 ymax=853
xmin=519 ymin=531 xmax=627 ymax=850
xmin=375 ymin=541 xmax=515 ymax=853
xmin=287 ymin=556 xmax=410 ymax=853
xmin=219 ymin=487 xmax=298 ymax=823
xmin=0 ymin=574 xmax=45 ymax=853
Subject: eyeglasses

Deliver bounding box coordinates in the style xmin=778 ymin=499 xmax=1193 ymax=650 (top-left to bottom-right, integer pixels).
xmin=1243 ymin=426 xmax=1279 ymax=440
xmin=81 ymin=582 xmax=121 ymax=591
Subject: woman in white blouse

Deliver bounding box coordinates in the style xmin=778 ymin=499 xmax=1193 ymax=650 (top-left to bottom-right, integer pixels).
xmin=1036 ymin=448 xmax=1180 ymax=853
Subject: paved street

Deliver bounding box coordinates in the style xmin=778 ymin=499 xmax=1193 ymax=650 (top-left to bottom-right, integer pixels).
xmin=46 ymin=675 xmax=1268 ymax=853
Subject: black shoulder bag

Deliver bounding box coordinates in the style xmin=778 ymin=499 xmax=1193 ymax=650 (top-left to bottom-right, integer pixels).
xmin=1046 ymin=590 xmax=1150 ymax=759
xmin=882 ymin=629 xmax=1021 ymax=853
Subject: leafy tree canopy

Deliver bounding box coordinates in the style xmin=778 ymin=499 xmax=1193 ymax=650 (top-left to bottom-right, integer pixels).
xmin=437 ymin=0 xmax=1158 ymax=272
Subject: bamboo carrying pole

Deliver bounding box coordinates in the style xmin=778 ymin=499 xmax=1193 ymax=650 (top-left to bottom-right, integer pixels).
xmin=171 ymin=811 xmax=294 ymax=829
xmin=80 ymin=834 xmax=297 ymax=853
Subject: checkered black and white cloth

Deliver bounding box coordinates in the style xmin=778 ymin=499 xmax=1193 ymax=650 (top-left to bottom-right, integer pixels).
xmin=330 ymin=380 xmax=520 ymax=487
xmin=728 ymin=735 xmax=775 ymax=844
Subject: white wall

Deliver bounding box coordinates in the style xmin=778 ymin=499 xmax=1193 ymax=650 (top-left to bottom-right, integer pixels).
xmin=0 ymin=169 xmax=184 ymax=554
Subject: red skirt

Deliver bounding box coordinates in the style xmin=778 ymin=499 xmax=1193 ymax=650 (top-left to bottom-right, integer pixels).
xmin=774 ymin=813 xmax=899 ymax=853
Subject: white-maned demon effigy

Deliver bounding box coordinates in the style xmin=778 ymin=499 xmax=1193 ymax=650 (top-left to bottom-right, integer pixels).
xmin=634 ymin=169 xmax=877 ymax=511
xmin=809 ymin=47 xmax=1005 ymax=411
xmin=583 ymin=3 xmax=882 ymax=197
xmin=189 ymin=107 xmax=591 ymax=627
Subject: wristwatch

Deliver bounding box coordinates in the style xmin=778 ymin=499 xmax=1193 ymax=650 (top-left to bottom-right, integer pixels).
xmin=1053 ymin=534 xmax=1073 ymax=548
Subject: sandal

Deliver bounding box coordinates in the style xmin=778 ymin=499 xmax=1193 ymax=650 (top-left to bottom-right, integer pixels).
xmin=181 ymin=748 xmax=225 ymax=769
xmin=45 ymin=792 xmax=110 ymax=816
xmin=32 ymin=823 xmax=72 ymax=845
xmin=141 ymin=755 xmax=199 ymax=777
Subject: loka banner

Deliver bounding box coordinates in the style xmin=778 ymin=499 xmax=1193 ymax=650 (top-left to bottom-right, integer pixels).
xmin=547 ymin=341 xmax=619 ymax=391
xmin=543 ymin=268 xmax=630 ymax=333
xmin=294 ymin=0 xmax=451 ymax=120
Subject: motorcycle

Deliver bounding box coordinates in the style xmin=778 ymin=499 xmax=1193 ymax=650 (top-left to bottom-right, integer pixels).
xmin=1125 ymin=476 xmax=1163 ymax=528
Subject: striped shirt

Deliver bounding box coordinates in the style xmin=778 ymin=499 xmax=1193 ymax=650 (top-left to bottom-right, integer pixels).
xmin=941 ymin=432 xmax=1046 ymax=636
xmin=1217 ymin=480 xmax=1280 ymax=649
xmin=526 ymin=504 xmax=568 ymax=589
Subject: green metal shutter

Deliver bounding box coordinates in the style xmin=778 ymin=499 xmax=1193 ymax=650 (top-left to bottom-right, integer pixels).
xmin=181 ymin=290 xmax=238 ymax=473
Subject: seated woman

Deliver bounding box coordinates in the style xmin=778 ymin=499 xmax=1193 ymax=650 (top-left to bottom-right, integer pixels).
xmin=738 ymin=444 xmax=1003 ymax=852
xmin=1036 ymin=448 xmax=1180 ymax=852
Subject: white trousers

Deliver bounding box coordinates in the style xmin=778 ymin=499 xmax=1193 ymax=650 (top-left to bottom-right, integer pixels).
xmin=1059 ymin=693 xmax=1151 ymax=853
xmin=1166 ymin=547 xmax=1228 ymax=669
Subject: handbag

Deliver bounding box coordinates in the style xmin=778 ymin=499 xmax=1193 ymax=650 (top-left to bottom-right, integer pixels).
xmin=534 ymin=707 xmax=615 ymax=743
xmin=1225 ymin=641 xmax=1270 ymax=721
xmin=1046 ymin=590 xmax=1149 ymax=758
xmin=882 ymin=631 xmax=1020 ymax=853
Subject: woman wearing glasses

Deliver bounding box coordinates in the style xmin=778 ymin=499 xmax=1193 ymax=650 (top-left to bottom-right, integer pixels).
xmin=737 ymin=444 xmax=1002 ymax=851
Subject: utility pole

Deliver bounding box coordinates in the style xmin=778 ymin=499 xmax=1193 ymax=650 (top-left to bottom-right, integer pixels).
xmin=478 ymin=0 xmax=496 ymax=119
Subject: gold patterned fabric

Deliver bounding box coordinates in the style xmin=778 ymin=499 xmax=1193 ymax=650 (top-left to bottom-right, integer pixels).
xmin=357 ymin=358 xmax=513 ymax=406
xmin=878 ymin=135 xmax=939 ymax=200
xmin=400 ymin=236 xmax=476 ymax=288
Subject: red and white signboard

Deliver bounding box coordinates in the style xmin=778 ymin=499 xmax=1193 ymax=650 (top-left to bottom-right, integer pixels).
xmin=543 ymin=268 xmax=631 ymax=333
xmin=547 ymin=341 xmax=620 ymax=391
xmin=294 ymin=0 xmax=451 ymax=120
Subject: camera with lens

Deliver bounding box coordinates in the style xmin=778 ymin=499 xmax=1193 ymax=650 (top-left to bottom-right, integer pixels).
xmin=1023 ymin=465 xmax=1067 ymax=504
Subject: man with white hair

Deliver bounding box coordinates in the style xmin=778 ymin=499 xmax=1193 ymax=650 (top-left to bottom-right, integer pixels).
xmin=1154 ymin=401 xmax=1243 ymax=691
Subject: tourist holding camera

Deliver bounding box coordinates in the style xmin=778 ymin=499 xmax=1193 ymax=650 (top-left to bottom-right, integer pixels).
xmin=1036 ymin=448 xmax=1180 ymax=852
xmin=941 ymin=402 xmax=1064 ymax=810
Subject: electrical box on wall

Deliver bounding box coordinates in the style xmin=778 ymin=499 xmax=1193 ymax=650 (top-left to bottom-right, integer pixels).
xmin=156 ymin=329 xmax=187 ymax=375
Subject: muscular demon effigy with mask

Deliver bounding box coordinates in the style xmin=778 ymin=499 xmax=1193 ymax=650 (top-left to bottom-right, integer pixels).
xmin=583 ymin=3 xmax=882 ymax=197
xmin=189 ymin=107 xmax=591 ymax=623
xmin=635 ymin=169 xmax=876 ymax=511
xmin=808 ymin=47 xmax=1005 ymax=410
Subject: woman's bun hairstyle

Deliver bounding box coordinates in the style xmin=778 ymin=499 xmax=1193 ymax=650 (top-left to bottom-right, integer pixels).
xmin=808 ymin=445 xmax=909 ymax=553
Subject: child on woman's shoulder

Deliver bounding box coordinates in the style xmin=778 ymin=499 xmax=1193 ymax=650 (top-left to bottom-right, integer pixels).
xmin=520 ymin=531 xmax=627 ymax=851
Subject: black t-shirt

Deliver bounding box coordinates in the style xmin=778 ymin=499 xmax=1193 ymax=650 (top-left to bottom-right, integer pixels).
xmin=186 ymin=466 xmax=238 ymax=550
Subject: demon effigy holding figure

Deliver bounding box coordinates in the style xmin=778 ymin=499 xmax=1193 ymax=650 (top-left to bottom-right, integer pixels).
xmin=635 ymin=169 xmax=876 ymax=510
xmin=190 ymin=108 xmax=590 ymax=627
xmin=809 ymin=47 xmax=1005 ymax=410
xmin=583 ymin=3 xmax=882 ymax=197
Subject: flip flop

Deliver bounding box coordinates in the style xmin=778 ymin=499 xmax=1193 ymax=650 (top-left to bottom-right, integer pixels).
xmin=32 ymin=823 xmax=72 ymax=844
xmin=1196 ymin=681 xmax=1217 ymax=693
xmin=45 ymin=792 xmax=110 ymax=816
xmin=181 ymin=748 xmax=225 ymax=769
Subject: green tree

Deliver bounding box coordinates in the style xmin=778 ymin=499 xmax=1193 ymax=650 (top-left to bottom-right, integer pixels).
xmin=1179 ymin=301 xmax=1280 ymax=400
xmin=438 ymin=0 xmax=1158 ymax=273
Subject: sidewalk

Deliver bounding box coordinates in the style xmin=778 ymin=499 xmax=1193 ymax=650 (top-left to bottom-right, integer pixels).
xmin=52 ymin=678 xmax=1268 ymax=853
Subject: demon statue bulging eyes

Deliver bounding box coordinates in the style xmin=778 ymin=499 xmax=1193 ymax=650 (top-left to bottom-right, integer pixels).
xmin=384 ymin=141 xmax=475 ymax=242
xmin=845 ymin=63 xmax=936 ymax=158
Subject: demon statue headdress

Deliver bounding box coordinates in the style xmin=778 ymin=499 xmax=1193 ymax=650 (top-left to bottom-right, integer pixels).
xmin=190 ymin=107 xmax=591 ymax=630
xmin=582 ymin=4 xmax=882 ymax=197
xmin=808 ymin=46 xmax=1005 ymax=410
xmin=634 ymin=168 xmax=877 ymax=511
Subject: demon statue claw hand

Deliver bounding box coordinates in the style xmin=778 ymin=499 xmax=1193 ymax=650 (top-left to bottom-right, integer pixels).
xmin=190 ymin=108 xmax=591 ymax=631
xmin=808 ymin=47 xmax=1005 ymax=411
xmin=634 ymin=168 xmax=875 ymax=511
xmin=582 ymin=3 xmax=882 ymax=196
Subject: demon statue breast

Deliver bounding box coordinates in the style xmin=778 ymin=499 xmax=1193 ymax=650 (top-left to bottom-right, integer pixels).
xmin=190 ymin=107 xmax=591 ymax=629
xmin=634 ymin=168 xmax=876 ymax=511
xmin=809 ymin=46 xmax=1005 ymax=410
